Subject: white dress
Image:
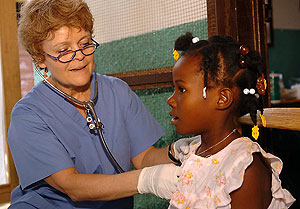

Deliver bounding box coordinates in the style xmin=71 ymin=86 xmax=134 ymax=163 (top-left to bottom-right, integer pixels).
xmin=169 ymin=137 xmax=295 ymax=209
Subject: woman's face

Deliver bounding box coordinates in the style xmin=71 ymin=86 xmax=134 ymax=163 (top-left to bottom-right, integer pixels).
xmin=39 ymin=26 xmax=94 ymax=91
xmin=167 ymin=56 xmax=218 ymax=135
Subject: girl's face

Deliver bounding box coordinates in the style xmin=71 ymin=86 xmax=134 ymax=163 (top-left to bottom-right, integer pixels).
xmin=39 ymin=26 xmax=94 ymax=92
xmin=167 ymin=56 xmax=218 ymax=135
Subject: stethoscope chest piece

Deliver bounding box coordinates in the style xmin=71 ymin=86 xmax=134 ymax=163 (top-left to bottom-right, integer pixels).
xmin=86 ymin=110 xmax=103 ymax=130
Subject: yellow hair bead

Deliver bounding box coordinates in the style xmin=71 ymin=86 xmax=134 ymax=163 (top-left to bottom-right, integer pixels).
xmin=260 ymin=113 xmax=266 ymax=127
xmin=252 ymin=125 xmax=259 ymax=140
xmin=173 ymin=49 xmax=179 ymax=61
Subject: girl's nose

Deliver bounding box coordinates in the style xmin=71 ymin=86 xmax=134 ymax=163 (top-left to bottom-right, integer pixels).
xmin=167 ymin=92 xmax=176 ymax=107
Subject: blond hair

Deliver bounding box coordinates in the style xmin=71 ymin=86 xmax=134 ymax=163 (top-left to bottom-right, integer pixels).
xmin=18 ymin=0 xmax=94 ymax=62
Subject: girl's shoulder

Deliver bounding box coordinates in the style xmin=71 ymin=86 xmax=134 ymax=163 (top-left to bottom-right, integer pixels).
xmin=218 ymin=137 xmax=295 ymax=208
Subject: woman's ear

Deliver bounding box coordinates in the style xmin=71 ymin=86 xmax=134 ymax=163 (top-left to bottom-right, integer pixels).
xmin=216 ymin=88 xmax=234 ymax=110
xmin=33 ymin=56 xmax=47 ymax=69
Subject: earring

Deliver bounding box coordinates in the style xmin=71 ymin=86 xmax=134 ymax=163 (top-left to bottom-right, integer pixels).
xmin=43 ymin=67 xmax=48 ymax=78
xmin=203 ymin=87 xmax=207 ymax=99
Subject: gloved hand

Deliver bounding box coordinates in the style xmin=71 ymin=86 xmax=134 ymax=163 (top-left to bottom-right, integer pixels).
xmin=173 ymin=136 xmax=199 ymax=162
xmin=137 ymin=163 xmax=182 ymax=199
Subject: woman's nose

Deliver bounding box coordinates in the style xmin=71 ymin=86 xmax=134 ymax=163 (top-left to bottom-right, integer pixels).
xmin=74 ymin=49 xmax=85 ymax=61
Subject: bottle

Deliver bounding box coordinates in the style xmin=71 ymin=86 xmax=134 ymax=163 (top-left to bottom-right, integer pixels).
xmin=269 ymin=71 xmax=283 ymax=102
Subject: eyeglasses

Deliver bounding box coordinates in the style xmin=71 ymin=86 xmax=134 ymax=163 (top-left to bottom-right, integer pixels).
xmin=45 ymin=39 xmax=100 ymax=63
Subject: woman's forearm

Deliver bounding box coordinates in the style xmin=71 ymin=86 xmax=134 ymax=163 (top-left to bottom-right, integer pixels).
xmin=140 ymin=146 xmax=173 ymax=167
xmin=45 ymin=168 xmax=141 ymax=202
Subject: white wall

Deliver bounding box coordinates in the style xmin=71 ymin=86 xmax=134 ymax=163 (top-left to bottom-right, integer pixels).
xmin=85 ymin=0 xmax=207 ymax=43
xmin=273 ymin=0 xmax=300 ymax=30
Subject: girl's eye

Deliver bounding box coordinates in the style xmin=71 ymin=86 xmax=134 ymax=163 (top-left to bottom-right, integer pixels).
xmin=178 ymin=87 xmax=186 ymax=93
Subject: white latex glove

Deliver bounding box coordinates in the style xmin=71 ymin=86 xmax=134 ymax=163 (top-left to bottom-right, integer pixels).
xmin=173 ymin=136 xmax=200 ymax=162
xmin=137 ymin=163 xmax=182 ymax=199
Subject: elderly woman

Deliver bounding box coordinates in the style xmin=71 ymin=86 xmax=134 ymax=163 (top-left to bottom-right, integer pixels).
xmin=7 ymin=0 xmax=189 ymax=208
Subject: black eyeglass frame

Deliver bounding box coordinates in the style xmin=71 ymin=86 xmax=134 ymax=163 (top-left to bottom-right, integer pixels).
xmin=44 ymin=38 xmax=100 ymax=63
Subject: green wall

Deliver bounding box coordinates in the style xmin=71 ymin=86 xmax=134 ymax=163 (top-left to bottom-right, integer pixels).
xmin=93 ymin=20 xmax=207 ymax=209
xmin=94 ymin=19 xmax=208 ymax=74
xmin=268 ymin=29 xmax=300 ymax=87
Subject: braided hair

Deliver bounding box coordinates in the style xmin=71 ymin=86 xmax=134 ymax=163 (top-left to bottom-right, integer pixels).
xmin=174 ymin=32 xmax=265 ymax=126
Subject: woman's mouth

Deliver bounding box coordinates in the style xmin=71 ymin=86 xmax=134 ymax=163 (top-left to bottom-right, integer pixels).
xmin=70 ymin=65 xmax=87 ymax=72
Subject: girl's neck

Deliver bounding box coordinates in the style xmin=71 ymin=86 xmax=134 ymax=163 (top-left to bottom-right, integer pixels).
xmin=196 ymin=126 xmax=241 ymax=157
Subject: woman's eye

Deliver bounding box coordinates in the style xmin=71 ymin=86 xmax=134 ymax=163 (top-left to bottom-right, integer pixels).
xmin=178 ymin=87 xmax=186 ymax=93
xmin=80 ymin=40 xmax=92 ymax=47
xmin=83 ymin=41 xmax=91 ymax=46
xmin=58 ymin=49 xmax=68 ymax=54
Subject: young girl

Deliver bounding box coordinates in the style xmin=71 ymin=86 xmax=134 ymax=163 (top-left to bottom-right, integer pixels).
xmin=167 ymin=33 xmax=295 ymax=209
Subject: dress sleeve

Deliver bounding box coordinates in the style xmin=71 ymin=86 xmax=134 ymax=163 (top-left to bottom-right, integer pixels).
xmin=8 ymin=104 xmax=74 ymax=189
xmin=216 ymin=138 xmax=295 ymax=208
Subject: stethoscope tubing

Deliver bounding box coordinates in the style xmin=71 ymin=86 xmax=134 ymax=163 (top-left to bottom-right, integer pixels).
xmin=34 ymin=64 xmax=125 ymax=173
xmin=86 ymin=101 xmax=125 ymax=173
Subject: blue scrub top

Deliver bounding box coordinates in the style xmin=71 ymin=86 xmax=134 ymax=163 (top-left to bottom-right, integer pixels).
xmin=8 ymin=73 xmax=164 ymax=209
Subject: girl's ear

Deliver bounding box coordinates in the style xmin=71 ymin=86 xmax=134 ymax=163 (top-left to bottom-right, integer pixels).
xmin=216 ymin=88 xmax=234 ymax=110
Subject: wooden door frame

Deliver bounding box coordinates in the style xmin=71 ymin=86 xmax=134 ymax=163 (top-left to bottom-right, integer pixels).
xmin=207 ymin=0 xmax=270 ymax=106
xmin=0 ymin=0 xmax=21 ymax=203
xmin=207 ymin=0 xmax=272 ymax=149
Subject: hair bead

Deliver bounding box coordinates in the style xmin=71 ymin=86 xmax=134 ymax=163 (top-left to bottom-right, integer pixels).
xmin=192 ymin=37 xmax=200 ymax=43
xmin=239 ymin=57 xmax=247 ymax=68
xmin=239 ymin=45 xmax=249 ymax=55
xmin=238 ymin=45 xmax=249 ymax=69
xmin=256 ymin=74 xmax=267 ymax=95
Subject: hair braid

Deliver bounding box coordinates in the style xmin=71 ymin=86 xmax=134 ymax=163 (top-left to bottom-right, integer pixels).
xmin=174 ymin=33 xmax=266 ymax=127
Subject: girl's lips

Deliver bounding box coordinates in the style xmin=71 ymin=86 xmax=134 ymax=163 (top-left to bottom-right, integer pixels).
xmin=171 ymin=116 xmax=179 ymax=125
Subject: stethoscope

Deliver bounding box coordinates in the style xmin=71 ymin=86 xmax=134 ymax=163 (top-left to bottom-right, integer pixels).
xmin=34 ymin=63 xmax=125 ymax=173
